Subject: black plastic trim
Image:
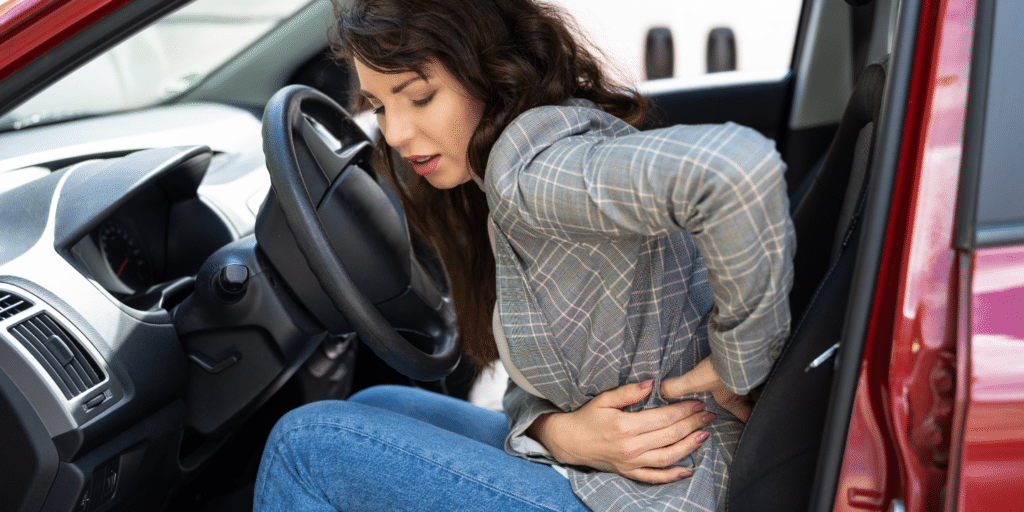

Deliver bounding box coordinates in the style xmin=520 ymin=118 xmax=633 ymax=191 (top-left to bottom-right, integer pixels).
xmin=8 ymin=312 xmax=104 ymax=399
xmin=1 ymin=275 xmax=188 ymax=462
xmin=172 ymin=236 xmax=329 ymax=437
xmin=53 ymin=146 xmax=211 ymax=251
xmin=642 ymin=74 xmax=792 ymax=140
xmin=808 ymin=0 xmax=923 ymax=509
xmin=39 ymin=400 xmax=186 ymax=512
xmin=288 ymin=51 xmax=356 ymax=113
xmin=955 ymin=0 xmax=994 ymax=250
xmin=783 ymin=124 xmax=840 ymax=203
xmin=0 ymin=369 xmax=58 ymax=512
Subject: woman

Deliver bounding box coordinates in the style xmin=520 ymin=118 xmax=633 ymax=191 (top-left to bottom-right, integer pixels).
xmin=254 ymin=0 xmax=795 ymax=510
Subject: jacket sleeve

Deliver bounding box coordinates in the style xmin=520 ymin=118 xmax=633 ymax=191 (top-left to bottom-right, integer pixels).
xmin=486 ymin=107 xmax=796 ymax=394
xmin=502 ymin=378 xmax=563 ymax=465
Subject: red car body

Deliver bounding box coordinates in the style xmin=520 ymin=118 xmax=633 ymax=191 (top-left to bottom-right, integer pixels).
xmin=834 ymin=1 xmax=1024 ymax=511
xmin=0 ymin=0 xmax=130 ymax=83
xmin=1 ymin=0 xmax=1021 ymax=511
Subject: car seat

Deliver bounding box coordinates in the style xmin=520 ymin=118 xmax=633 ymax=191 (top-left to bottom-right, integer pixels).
xmin=725 ymin=56 xmax=889 ymax=512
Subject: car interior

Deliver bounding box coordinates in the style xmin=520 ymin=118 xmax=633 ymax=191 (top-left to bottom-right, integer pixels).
xmin=0 ymin=0 xmax=917 ymax=510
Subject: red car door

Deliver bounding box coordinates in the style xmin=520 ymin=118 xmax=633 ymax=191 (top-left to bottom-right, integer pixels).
xmin=951 ymin=0 xmax=1024 ymax=508
xmin=831 ymin=0 xmax=1024 ymax=511
xmin=0 ymin=0 xmax=129 ymax=81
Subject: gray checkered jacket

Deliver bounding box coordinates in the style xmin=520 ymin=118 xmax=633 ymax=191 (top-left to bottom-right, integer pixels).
xmin=484 ymin=99 xmax=795 ymax=511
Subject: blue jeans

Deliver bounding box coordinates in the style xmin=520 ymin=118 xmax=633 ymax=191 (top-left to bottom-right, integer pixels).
xmin=254 ymin=385 xmax=590 ymax=512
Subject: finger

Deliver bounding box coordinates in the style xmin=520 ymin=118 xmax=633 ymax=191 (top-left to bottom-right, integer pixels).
xmin=631 ymin=409 xmax=715 ymax=455
xmin=660 ymin=357 xmax=717 ymax=398
xmin=621 ymin=466 xmax=693 ymax=485
xmin=617 ymin=400 xmax=705 ymax=436
xmin=592 ymin=379 xmax=654 ymax=410
xmin=713 ymin=389 xmax=752 ymax=423
xmin=634 ymin=428 xmax=712 ymax=470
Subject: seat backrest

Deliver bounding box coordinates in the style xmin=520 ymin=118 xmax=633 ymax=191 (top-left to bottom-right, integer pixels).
xmin=725 ymin=57 xmax=889 ymax=512
xmin=788 ymin=56 xmax=888 ymax=322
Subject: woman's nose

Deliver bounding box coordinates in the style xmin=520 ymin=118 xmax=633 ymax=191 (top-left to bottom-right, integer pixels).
xmin=380 ymin=112 xmax=415 ymax=149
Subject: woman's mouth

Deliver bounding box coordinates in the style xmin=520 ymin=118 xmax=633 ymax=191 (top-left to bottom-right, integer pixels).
xmin=405 ymin=154 xmax=440 ymax=176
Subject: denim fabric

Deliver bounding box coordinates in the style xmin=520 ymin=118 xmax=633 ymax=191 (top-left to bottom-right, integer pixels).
xmin=254 ymin=385 xmax=590 ymax=512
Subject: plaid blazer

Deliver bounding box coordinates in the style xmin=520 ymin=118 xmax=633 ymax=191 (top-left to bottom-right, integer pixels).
xmin=484 ymin=99 xmax=795 ymax=511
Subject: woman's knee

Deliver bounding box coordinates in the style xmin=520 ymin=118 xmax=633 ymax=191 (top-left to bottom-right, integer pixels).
xmin=347 ymin=384 xmax=410 ymax=408
xmin=265 ymin=400 xmax=364 ymax=455
xmin=258 ymin=401 xmax=368 ymax=510
xmin=272 ymin=399 xmax=344 ymax=431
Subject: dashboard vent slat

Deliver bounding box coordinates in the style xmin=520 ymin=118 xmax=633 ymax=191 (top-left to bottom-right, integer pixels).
xmin=0 ymin=292 xmax=33 ymax=320
xmin=9 ymin=313 xmax=104 ymax=399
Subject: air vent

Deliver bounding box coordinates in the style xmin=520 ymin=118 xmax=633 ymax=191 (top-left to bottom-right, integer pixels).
xmin=0 ymin=292 xmax=32 ymax=320
xmin=9 ymin=313 xmax=104 ymax=399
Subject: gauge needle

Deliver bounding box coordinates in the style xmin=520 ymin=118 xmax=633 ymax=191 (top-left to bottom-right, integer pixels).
xmin=117 ymin=259 xmax=128 ymax=277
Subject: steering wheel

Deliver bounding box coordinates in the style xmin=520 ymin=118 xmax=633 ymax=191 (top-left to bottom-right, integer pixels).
xmin=257 ymin=85 xmax=461 ymax=382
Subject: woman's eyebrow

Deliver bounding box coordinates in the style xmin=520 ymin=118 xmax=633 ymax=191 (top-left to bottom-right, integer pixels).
xmin=359 ymin=76 xmax=426 ymax=101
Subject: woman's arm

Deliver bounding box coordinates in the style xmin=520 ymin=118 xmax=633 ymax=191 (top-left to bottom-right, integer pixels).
xmin=660 ymin=356 xmax=753 ymax=422
xmin=505 ymin=378 xmax=712 ymax=484
xmin=488 ymin=108 xmax=796 ymax=394
xmin=528 ymin=380 xmax=713 ymax=484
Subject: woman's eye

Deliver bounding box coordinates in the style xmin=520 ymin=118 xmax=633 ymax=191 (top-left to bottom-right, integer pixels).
xmin=412 ymin=92 xmax=436 ymax=107
xmin=371 ymin=105 xmax=385 ymax=115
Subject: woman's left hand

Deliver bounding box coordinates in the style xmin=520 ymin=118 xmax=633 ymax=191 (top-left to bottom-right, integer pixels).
xmin=660 ymin=357 xmax=752 ymax=423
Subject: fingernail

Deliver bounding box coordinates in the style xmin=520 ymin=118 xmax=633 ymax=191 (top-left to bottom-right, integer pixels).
xmin=692 ymin=402 xmax=706 ymax=413
xmin=640 ymin=379 xmax=653 ymax=389
xmin=697 ymin=431 xmax=710 ymax=443
xmin=702 ymin=413 xmax=716 ymax=424
xmin=678 ymin=469 xmax=693 ymax=479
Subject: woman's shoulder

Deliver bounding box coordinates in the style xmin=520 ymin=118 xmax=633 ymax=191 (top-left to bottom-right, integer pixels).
xmin=483 ymin=99 xmax=626 ymax=192
xmin=487 ymin=99 xmax=622 ymax=153
xmin=509 ymin=98 xmax=633 ymax=138
xmin=488 ymin=100 xmax=627 ymax=162
xmin=482 ymin=99 xmax=782 ymax=215
xmin=486 ymin=99 xmax=773 ymax=177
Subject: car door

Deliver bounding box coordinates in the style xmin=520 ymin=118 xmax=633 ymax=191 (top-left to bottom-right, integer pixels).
xmin=824 ymin=1 xmax=1024 ymax=511
xmin=0 ymin=0 xmax=195 ymax=120
xmin=951 ymin=0 xmax=1024 ymax=508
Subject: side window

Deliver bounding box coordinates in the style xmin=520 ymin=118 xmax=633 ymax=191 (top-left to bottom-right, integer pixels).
xmin=963 ymin=0 xmax=1024 ymax=248
xmin=548 ymin=0 xmax=804 ymax=84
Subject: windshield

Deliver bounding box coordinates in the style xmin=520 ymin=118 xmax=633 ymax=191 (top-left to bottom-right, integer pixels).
xmin=0 ymin=0 xmax=312 ymax=131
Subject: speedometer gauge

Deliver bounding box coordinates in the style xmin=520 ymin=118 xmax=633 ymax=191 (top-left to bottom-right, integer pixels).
xmin=98 ymin=220 xmax=153 ymax=291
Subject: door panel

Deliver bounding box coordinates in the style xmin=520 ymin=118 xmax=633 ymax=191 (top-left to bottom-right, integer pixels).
xmin=639 ymin=72 xmax=791 ymax=140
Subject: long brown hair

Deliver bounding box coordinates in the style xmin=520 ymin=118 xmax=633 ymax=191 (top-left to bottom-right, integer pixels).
xmin=332 ymin=0 xmax=648 ymax=371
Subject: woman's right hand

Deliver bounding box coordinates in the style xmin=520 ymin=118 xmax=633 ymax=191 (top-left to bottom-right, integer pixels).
xmin=526 ymin=379 xmax=715 ymax=484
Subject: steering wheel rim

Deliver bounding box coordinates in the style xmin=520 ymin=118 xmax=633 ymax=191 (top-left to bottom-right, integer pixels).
xmin=261 ymin=84 xmax=461 ymax=382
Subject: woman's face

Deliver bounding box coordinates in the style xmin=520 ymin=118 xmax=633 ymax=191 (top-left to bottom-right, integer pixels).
xmin=355 ymin=58 xmax=485 ymax=189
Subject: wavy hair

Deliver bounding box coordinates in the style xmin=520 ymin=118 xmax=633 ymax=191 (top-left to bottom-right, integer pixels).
xmin=332 ymin=0 xmax=648 ymax=371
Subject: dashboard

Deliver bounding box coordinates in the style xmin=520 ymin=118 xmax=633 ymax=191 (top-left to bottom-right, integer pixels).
xmin=0 ymin=103 xmax=317 ymax=511
xmin=70 ymin=166 xmax=233 ymax=311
